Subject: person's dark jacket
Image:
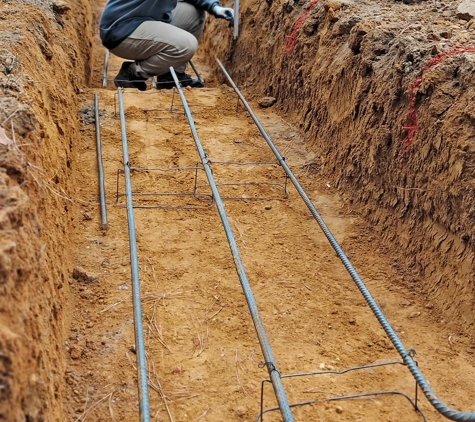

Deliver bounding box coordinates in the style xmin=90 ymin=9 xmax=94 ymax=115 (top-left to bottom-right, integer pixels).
xmin=100 ymin=0 xmax=221 ymax=50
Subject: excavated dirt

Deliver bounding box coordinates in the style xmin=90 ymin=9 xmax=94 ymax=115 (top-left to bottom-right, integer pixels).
xmin=204 ymin=0 xmax=475 ymax=335
xmin=0 ymin=0 xmax=93 ymax=420
xmin=1 ymin=0 xmax=475 ymax=421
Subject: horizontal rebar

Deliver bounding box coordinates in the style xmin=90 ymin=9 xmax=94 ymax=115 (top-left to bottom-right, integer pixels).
xmin=169 ymin=66 xmax=295 ymax=422
xmin=216 ymin=58 xmax=475 ymax=422
xmin=117 ymin=88 xmax=151 ymax=422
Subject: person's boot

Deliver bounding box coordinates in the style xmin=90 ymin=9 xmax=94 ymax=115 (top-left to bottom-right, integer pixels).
xmin=156 ymin=71 xmax=204 ymax=89
xmin=114 ymin=62 xmax=148 ymax=91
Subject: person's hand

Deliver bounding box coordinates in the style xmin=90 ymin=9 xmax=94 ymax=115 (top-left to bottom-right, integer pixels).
xmin=212 ymin=5 xmax=234 ymax=22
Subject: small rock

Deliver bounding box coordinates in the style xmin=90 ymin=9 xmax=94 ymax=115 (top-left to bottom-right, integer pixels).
xmin=79 ymin=290 xmax=92 ymax=300
xmin=335 ymin=405 xmax=343 ymax=414
xmin=235 ymin=406 xmax=246 ymax=417
xmin=457 ymin=0 xmax=475 ymax=21
xmin=319 ymin=362 xmax=326 ymax=369
xmin=70 ymin=346 xmax=82 ymax=360
xmin=333 ymin=16 xmax=361 ymax=35
xmin=264 ymin=205 xmax=272 ymax=210
xmin=324 ymin=1 xmax=342 ymax=11
xmin=50 ymin=0 xmax=71 ymax=14
xmin=409 ymin=311 xmax=421 ymax=319
xmin=72 ymin=267 xmax=98 ymax=284
xmin=258 ymin=97 xmax=276 ymax=108
xmin=349 ymin=21 xmax=375 ymax=54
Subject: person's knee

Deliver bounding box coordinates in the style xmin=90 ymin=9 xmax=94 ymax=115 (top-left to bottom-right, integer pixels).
xmin=178 ymin=36 xmax=198 ymax=61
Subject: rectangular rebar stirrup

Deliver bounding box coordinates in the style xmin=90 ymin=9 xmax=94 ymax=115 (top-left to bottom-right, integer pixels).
xmin=259 ymin=361 xmax=427 ymax=421
xmin=201 ymin=160 xmax=289 ymax=201
xmin=114 ymin=166 xmax=214 ymax=209
xmin=168 ymin=66 xmax=295 ymax=422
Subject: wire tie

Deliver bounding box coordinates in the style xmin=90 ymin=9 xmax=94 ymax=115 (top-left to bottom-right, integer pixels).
xmin=403 ymin=348 xmax=418 ymax=364
xmin=259 ymin=362 xmax=278 ymax=372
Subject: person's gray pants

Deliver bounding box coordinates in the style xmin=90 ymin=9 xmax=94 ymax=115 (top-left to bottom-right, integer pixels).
xmin=110 ymin=1 xmax=206 ymax=78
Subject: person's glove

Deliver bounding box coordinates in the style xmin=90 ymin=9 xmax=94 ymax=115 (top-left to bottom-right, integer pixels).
xmin=212 ymin=5 xmax=234 ymax=22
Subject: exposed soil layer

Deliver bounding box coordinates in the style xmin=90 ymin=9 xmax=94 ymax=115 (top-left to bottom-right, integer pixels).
xmin=1 ymin=0 xmax=475 ymax=421
xmin=0 ymin=0 xmax=93 ymax=420
xmin=67 ymin=52 xmax=475 ymax=421
xmin=204 ymin=0 xmax=475 ymax=334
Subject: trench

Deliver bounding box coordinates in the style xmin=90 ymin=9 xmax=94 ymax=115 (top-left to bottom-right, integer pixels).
xmin=1 ymin=0 xmax=475 ymax=421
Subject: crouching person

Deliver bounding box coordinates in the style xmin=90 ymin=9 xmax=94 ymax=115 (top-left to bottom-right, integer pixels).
xmin=100 ymin=0 xmax=234 ymax=90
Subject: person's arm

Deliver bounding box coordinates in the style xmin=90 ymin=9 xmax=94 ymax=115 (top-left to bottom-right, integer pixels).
xmin=185 ymin=0 xmax=234 ymax=22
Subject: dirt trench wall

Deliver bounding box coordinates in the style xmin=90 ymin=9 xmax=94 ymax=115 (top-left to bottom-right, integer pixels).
xmin=0 ymin=0 xmax=93 ymax=420
xmin=202 ymin=0 xmax=475 ymax=333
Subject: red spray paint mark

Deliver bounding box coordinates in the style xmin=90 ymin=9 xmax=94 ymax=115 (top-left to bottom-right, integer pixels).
xmin=285 ymin=0 xmax=321 ymax=52
xmin=403 ymin=46 xmax=475 ymax=148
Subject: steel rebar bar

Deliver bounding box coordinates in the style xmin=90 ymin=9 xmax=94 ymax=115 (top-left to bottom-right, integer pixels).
xmin=169 ymin=67 xmax=295 ymax=422
xmin=217 ymin=58 xmax=475 ymax=422
xmin=102 ymin=50 xmax=110 ymax=88
xmin=117 ymin=88 xmax=151 ymax=422
xmin=94 ymin=93 xmax=108 ymax=230
xmin=233 ymin=0 xmax=239 ymax=39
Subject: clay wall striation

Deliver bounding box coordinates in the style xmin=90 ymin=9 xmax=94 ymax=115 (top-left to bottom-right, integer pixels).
xmin=203 ymin=0 xmax=475 ymax=333
xmin=0 ymin=0 xmax=93 ymax=420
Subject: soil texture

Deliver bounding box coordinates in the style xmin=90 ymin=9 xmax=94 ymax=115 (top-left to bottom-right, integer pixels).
xmin=1 ymin=0 xmax=475 ymax=421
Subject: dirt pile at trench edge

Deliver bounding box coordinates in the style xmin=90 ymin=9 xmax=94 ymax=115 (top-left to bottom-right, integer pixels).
xmin=202 ymin=0 xmax=475 ymax=334
xmin=0 ymin=0 xmax=93 ymax=420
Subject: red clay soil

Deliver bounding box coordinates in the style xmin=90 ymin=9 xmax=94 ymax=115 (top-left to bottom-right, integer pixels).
xmin=1 ymin=0 xmax=475 ymax=421
xmin=0 ymin=0 xmax=93 ymax=420
xmin=204 ymin=0 xmax=475 ymax=334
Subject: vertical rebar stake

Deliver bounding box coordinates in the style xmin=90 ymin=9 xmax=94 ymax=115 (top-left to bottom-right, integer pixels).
xmin=233 ymin=0 xmax=239 ymax=39
xmin=94 ymin=93 xmax=108 ymax=230
xmin=102 ymin=49 xmax=110 ymax=87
